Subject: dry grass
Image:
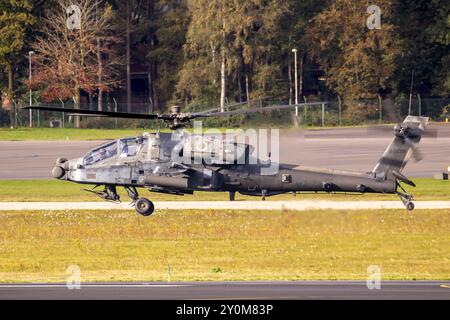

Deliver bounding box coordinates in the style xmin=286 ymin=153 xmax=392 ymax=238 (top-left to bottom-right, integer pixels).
xmin=0 ymin=209 xmax=449 ymax=283
xmin=1 ymin=178 xmax=450 ymax=202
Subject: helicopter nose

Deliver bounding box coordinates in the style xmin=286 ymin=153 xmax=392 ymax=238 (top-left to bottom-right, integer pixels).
xmin=52 ymin=158 xmax=69 ymax=179
xmin=52 ymin=166 xmax=65 ymax=179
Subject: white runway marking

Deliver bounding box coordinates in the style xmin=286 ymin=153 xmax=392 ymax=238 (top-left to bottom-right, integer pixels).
xmin=1 ymin=201 xmax=450 ymax=211
xmin=0 ymin=284 xmax=191 ymax=288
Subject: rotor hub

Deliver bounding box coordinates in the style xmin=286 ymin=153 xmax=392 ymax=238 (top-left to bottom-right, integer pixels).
xmin=171 ymin=105 xmax=181 ymax=115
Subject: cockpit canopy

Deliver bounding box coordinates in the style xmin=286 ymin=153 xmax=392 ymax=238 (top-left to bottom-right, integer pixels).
xmin=84 ymin=141 xmax=118 ymax=165
xmin=119 ymin=137 xmax=144 ymax=158
xmin=83 ymin=136 xmax=148 ymax=165
xmin=81 ymin=132 xmax=255 ymax=166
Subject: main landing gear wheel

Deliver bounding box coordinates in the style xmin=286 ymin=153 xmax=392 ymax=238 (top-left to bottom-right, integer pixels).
xmin=405 ymin=201 xmax=415 ymax=211
xmin=396 ymin=183 xmax=415 ymax=212
xmin=135 ymin=198 xmax=155 ymax=216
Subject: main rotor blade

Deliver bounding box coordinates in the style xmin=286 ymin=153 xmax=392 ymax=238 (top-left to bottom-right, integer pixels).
xmin=404 ymin=136 xmax=424 ymax=162
xmin=367 ymin=125 xmax=438 ymax=138
xmin=204 ymin=95 xmax=288 ymax=114
xmin=23 ymin=105 xmax=160 ymax=120
xmin=194 ymin=102 xmax=327 ymax=118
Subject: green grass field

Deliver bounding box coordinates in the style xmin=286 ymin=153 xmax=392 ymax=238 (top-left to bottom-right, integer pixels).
xmin=0 ymin=127 xmax=241 ymax=141
xmin=0 ymin=128 xmax=151 ymax=141
xmin=0 ymin=209 xmax=448 ymax=283
xmin=0 ymin=123 xmax=396 ymax=141
xmin=0 ymin=178 xmax=449 ymax=202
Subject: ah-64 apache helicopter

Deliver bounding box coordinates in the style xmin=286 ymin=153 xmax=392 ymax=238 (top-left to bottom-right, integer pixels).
xmin=25 ymin=104 xmax=428 ymax=216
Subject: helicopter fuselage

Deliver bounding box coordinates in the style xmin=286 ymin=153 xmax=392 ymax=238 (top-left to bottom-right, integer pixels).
xmin=54 ymin=130 xmax=396 ymax=198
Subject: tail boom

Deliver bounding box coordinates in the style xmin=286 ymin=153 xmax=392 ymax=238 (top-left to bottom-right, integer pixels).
xmin=372 ymin=116 xmax=428 ymax=179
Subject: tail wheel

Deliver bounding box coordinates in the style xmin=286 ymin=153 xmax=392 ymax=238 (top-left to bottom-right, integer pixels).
xmin=135 ymin=198 xmax=155 ymax=216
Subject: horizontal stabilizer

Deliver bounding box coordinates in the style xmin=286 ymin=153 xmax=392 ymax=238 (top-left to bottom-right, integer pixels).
xmin=392 ymin=170 xmax=416 ymax=187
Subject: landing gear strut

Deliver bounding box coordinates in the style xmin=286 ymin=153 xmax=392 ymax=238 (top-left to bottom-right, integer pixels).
xmin=125 ymin=186 xmax=139 ymax=201
xmin=84 ymin=185 xmax=121 ymax=203
xmin=125 ymin=186 xmax=155 ymax=216
xmin=396 ymin=183 xmax=415 ymax=211
xmin=261 ymin=189 xmax=267 ymax=201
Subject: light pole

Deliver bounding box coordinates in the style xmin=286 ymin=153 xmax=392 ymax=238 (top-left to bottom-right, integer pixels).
xmin=292 ymin=48 xmax=298 ymax=117
xmin=408 ymin=70 xmax=414 ymax=116
xmin=28 ymin=51 xmax=35 ymax=128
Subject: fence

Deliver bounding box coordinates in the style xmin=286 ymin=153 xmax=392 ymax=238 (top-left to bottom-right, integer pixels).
xmin=0 ymin=99 xmax=160 ymax=129
xmin=1 ymin=96 xmax=449 ymax=129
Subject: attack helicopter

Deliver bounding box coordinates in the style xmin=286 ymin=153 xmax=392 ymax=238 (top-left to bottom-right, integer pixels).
xmin=24 ymin=104 xmax=428 ymax=216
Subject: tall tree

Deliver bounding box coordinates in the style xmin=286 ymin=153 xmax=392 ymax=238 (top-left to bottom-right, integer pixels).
xmin=0 ymin=0 xmax=33 ymax=99
xmin=280 ymin=0 xmax=329 ymax=103
xmin=177 ymin=0 xmax=225 ymax=110
xmin=231 ymin=0 xmax=288 ymax=100
xmin=134 ymin=0 xmax=189 ymax=111
xmin=182 ymin=0 xmax=234 ymax=112
xmin=394 ymin=0 xmax=450 ymax=97
xmin=32 ymin=0 xmax=122 ymax=127
xmin=95 ymin=1 xmax=104 ymax=111
xmin=305 ymin=0 xmax=401 ymax=100
xmin=125 ymin=0 xmax=132 ymax=113
xmin=177 ymin=0 xmax=289 ymax=110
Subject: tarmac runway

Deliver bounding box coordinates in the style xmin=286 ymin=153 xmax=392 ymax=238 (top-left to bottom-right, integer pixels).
xmin=0 ymin=281 xmax=449 ymax=300
xmin=1 ymin=124 xmax=450 ymax=179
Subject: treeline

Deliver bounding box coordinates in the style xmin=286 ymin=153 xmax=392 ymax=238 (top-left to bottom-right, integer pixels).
xmin=0 ymin=0 xmax=448 ymax=120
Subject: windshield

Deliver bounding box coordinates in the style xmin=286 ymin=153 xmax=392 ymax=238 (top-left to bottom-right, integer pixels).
xmin=84 ymin=141 xmax=118 ymax=165
xmin=119 ymin=137 xmax=145 ymax=158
